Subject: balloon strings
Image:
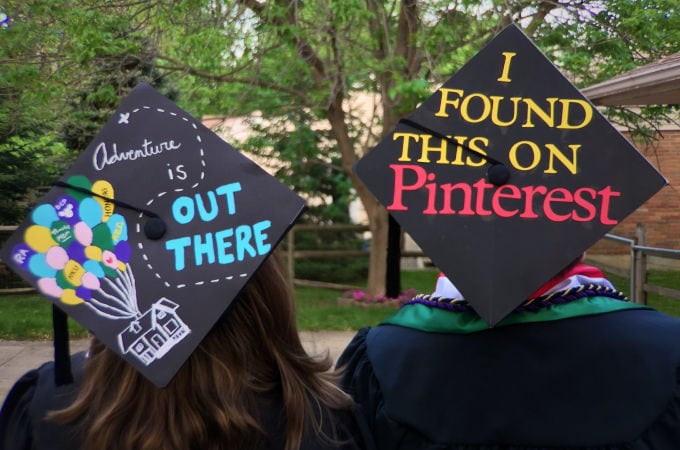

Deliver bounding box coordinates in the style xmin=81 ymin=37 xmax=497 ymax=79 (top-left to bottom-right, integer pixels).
xmin=52 ymin=180 xmax=159 ymax=219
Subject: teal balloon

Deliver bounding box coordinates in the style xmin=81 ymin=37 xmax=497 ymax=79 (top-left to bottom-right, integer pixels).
xmin=106 ymin=214 xmax=128 ymax=244
xmin=78 ymin=198 xmax=104 ymax=228
xmin=28 ymin=253 xmax=57 ymax=279
xmin=83 ymin=259 xmax=105 ymax=278
xmin=32 ymin=204 xmax=59 ymax=227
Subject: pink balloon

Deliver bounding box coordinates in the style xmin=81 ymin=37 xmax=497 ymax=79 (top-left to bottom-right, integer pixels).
xmin=45 ymin=246 xmax=69 ymax=270
xmin=101 ymin=250 xmax=118 ymax=270
xmin=38 ymin=277 xmax=64 ymax=299
xmin=81 ymin=271 xmax=101 ymax=290
xmin=73 ymin=221 xmax=93 ymax=246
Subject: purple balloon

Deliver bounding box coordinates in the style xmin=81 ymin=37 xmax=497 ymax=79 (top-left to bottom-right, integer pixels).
xmin=76 ymin=286 xmax=92 ymax=301
xmin=10 ymin=243 xmax=35 ymax=271
xmin=53 ymin=195 xmax=80 ymax=225
xmin=66 ymin=241 xmax=88 ymax=264
xmin=114 ymin=240 xmax=131 ymax=263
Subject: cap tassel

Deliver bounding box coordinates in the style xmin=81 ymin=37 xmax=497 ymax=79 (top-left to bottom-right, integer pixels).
xmin=398 ymin=118 xmax=510 ymax=186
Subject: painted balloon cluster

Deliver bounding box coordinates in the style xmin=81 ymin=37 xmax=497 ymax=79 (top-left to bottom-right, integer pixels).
xmin=11 ymin=175 xmax=140 ymax=319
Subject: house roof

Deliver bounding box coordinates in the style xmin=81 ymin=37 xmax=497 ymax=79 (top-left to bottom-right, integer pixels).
xmin=581 ymin=52 xmax=680 ymax=106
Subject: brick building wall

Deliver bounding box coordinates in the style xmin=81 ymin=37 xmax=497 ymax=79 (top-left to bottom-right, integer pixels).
xmin=590 ymin=128 xmax=680 ymax=254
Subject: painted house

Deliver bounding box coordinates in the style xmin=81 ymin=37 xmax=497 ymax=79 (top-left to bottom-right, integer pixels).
xmin=117 ymin=297 xmax=190 ymax=366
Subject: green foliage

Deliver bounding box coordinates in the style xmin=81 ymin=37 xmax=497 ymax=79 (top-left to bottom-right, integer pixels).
xmin=0 ymin=135 xmax=68 ymax=223
xmin=295 ymin=258 xmax=369 ymax=284
xmin=290 ymin=227 xmax=368 ymax=283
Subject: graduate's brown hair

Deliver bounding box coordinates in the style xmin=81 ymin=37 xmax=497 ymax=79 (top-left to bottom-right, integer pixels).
xmin=51 ymin=253 xmax=352 ymax=450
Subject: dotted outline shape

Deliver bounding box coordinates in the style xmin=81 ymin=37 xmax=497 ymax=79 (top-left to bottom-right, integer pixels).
xmin=123 ymin=106 xmax=248 ymax=288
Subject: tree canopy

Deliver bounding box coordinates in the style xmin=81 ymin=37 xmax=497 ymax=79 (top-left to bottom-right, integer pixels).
xmin=2 ymin=0 xmax=679 ymax=293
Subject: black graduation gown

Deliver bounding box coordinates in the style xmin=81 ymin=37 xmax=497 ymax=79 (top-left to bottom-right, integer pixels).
xmin=0 ymin=353 xmax=374 ymax=450
xmin=337 ymin=308 xmax=680 ymax=449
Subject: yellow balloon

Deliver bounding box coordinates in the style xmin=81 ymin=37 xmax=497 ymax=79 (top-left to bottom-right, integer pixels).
xmin=63 ymin=260 xmax=85 ymax=287
xmin=85 ymin=245 xmax=103 ymax=261
xmin=117 ymin=261 xmax=126 ymax=271
xmin=61 ymin=289 xmax=84 ymax=305
xmin=24 ymin=225 xmax=57 ymax=253
xmin=92 ymin=180 xmax=115 ymax=222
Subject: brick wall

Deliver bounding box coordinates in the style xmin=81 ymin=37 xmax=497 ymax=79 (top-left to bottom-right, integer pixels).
xmin=590 ymin=129 xmax=680 ymax=254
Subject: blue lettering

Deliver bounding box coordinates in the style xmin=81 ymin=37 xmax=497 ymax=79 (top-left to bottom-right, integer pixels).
xmin=195 ymin=191 xmax=219 ymax=222
xmin=216 ymin=182 xmax=242 ymax=215
xmin=172 ymin=196 xmax=194 ymax=224
xmin=215 ymin=228 xmax=235 ymax=264
xmin=165 ymin=236 xmax=191 ymax=270
xmin=235 ymin=225 xmax=256 ymax=261
xmin=193 ymin=232 xmax=215 ymax=266
xmin=252 ymin=220 xmax=271 ymax=255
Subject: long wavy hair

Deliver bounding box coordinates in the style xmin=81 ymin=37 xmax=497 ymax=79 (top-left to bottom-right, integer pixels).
xmin=50 ymin=253 xmax=353 ymax=450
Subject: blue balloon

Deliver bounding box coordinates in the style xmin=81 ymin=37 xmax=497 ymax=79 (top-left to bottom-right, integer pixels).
xmin=78 ymin=197 xmax=104 ymax=228
xmin=83 ymin=259 xmax=105 ymax=278
xmin=106 ymin=214 xmax=128 ymax=244
xmin=32 ymin=204 xmax=59 ymax=227
xmin=28 ymin=253 xmax=57 ymax=279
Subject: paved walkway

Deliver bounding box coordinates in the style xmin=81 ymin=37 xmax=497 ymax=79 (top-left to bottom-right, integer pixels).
xmin=0 ymin=331 xmax=356 ymax=406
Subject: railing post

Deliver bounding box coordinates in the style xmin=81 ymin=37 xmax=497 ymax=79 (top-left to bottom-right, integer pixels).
xmin=633 ymin=223 xmax=647 ymax=305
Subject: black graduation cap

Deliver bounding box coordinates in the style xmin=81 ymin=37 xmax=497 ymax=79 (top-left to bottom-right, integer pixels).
xmin=354 ymin=24 xmax=666 ymax=326
xmin=0 ymin=83 xmax=305 ymax=387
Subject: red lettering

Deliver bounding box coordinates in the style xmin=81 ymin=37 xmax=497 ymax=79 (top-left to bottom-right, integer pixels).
xmin=440 ymin=183 xmax=475 ymax=215
xmin=385 ymin=164 xmax=621 ymax=225
xmin=491 ymin=184 xmax=521 ymax=218
xmin=423 ymin=173 xmax=438 ymax=214
xmin=543 ymin=188 xmax=573 ymax=222
xmin=598 ymin=185 xmax=621 ymax=225
xmin=387 ymin=164 xmax=427 ymax=211
xmin=519 ymin=185 xmax=547 ymax=219
xmin=472 ymin=178 xmax=494 ymax=216
xmin=572 ymin=187 xmax=597 ymax=222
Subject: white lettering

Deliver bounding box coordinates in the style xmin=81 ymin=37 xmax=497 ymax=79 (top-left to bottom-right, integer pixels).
xmin=92 ymin=139 xmax=182 ymax=171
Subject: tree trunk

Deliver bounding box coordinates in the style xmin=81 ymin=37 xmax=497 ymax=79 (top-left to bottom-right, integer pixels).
xmin=366 ymin=200 xmax=388 ymax=296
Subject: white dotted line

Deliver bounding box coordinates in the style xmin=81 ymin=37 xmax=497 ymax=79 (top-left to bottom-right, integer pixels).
xmin=121 ymin=106 xmax=248 ymax=288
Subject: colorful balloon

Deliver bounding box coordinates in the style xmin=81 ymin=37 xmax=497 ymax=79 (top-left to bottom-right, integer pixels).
xmin=28 ymin=254 xmax=57 ymax=279
xmin=37 ymin=278 xmax=63 ymax=299
xmin=78 ymin=197 xmax=104 ymax=229
xmin=92 ymin=180 xmax=115 ymax=222
xmin=32 ymin=204 xmax=59 ymax=227
xmin=81 ymin=272 xmax=101 ymax=290
xmin=63 ymin=260 xmax=86 ymax=287
xmin=73 ymin=221 xmax=94 ymax=246
xmin=10 ymin=244 xmax=35 ymax=271
xmin=60 ymin=289 xmax=84 ymax=305
xmin=45 ymin=246 xmax=69 ymax=270
xmin=49 ymin=221 xmax=75 ymax=247
xmin=24 ymin=225 xmax=57 ymax=253
xmin=107 ymin=214 xmax=128 ymax=244
xmin=54 ymin=195 xmax=79 ymax=224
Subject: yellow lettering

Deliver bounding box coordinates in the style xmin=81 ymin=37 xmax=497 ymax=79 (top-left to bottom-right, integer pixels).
xmin=557 ymin=99 xmax=593 ymax=129
xmin=498 ymin=52 xmax=516 ymax=82
xmin=393 ymin=132 xmax=421 ymax=162
xmin=490 ymin=96 xmax=521 ymax=126
xmin=435 ymin=88 xmax=464 ymax=117
xmin=545 ymin=144 xmax=581 ymax=175
xmin=522 ymin=98 xmax=557 ymax=128
xmin=509 ymin=141 xmax=541 ymax=171
xmin=460 ymin=93 xmax=491 ymax=123
xmin=418 ymin=135 xmax=449 ymax=164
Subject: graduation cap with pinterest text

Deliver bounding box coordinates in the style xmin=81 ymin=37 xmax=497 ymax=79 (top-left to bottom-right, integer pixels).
xmin=354 ymin=24 xmax=666 ymax=326
xmin=0 ymin=83 xmax=305 ymax=387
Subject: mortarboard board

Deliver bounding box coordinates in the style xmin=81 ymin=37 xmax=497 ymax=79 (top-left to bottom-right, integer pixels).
xmin=354 ymin=24 xmax=666 ymax=326
xmin=0 ymin=83 xmax=305 ymax=387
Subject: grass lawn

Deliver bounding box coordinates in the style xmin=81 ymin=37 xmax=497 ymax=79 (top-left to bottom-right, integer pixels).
xmin=2 ymin=268 xmax=680 ymax=339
